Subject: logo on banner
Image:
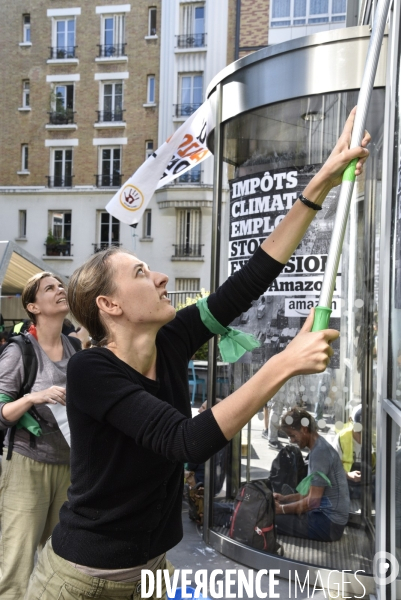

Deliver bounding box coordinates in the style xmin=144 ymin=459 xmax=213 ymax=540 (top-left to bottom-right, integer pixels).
xmin=120 ymin=184 xmax=144 ymax=212
xmin=284 ymin=297 xmax=341 ymax=318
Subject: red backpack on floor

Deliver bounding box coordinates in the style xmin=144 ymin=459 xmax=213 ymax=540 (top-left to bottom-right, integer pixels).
xmin=229 ymin=479 xmax=281 ymax=554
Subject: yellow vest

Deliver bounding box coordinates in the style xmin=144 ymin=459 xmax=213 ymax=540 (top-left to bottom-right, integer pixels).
xmin=338 ymin=426 xmax=376 ymax=473
xmin=338 ymin=426 xmax=354 ymax=473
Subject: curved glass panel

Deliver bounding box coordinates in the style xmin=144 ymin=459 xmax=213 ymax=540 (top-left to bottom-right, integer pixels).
xmin=389 ymin=70 xmax=401 ymax=408
xmin=210 ymin=90 xmax=384 ymax=577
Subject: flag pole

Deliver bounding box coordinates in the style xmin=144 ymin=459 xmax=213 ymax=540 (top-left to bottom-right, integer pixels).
xmin=312 ymin=0 xmax=391 ymax=332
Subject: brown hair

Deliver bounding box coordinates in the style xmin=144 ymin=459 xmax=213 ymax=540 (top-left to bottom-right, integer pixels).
xmin=280 ymin=407 xmax=317 ymax=434
xmin=67 ymin=247 xmax=130 ymax=346
xmin=22 ymin=271 xmax=65 ymax=325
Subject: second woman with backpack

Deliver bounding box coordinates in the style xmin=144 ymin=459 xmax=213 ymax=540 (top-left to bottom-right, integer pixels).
xmin=0 ymin=272 xmax=80 ymax=600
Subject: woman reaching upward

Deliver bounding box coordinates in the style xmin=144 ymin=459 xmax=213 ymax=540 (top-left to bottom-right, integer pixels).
xmin=25 ymin=109 xmax=370 ymax=599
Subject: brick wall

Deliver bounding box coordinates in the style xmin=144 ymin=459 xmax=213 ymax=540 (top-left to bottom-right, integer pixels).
xmin=239 ymin=0 xmax=270 ymax=53
xmin=0 ymin=0 xmax=160 ymax=187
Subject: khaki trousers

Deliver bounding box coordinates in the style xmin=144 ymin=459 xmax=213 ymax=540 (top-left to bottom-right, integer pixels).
xmin=24 ymin=538 xmax=175 ymax=600
xmin=0 ymin=451 xmax=70 ymax=600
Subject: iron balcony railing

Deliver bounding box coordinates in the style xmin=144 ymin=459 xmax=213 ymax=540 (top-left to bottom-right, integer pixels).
xmin=97 ymin=43 xmax=127 ymax=58
xmin=96 ymin=110 xmax=125 ymax=123
xmin=175 ymin=169 xmax=202 ymax=184
xmin=92 ymin=242 xmax=122 ymax=253
xmin=172 ymin=244 xmax=204 ymax=258
xmin=176 ymin=33 xmax=206 ymax=48
xmin=48 ymin=110 xmax=76 ymax=125
xmin=95 ymin=174 xmax=123 ymax=187
xmin=174 ymin=103 xmax=201 ymax=117
xmin=46 ymin=176 xmax=74 ymax=188
xmin=49 ymin=46 xmax=77 ymax=59
xmin=44 ymin=242 xmax=72 ymax=256
xmin=168 ymin=290 xmax=201 ymax=309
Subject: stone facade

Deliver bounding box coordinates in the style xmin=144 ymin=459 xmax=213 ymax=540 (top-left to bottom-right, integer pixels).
xmin=239 ymin=0 xmax=270 ymax=57
xmin=0 ymin=0 xmax=160 ymax=187
xmin=0 ymin=0 xmax=160 ymax=278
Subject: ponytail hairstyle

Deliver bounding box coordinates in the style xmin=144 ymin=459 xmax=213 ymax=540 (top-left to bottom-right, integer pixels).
xmin=67 ymin=247 xmax=131 ymax=346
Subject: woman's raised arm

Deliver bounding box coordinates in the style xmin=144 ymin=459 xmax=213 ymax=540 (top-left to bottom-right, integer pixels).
xmin=262 ymin=107 xmax=370 ymax=265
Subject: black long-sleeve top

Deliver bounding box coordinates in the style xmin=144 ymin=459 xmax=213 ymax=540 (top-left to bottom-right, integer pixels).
xmin=52 ymin=247 xmax=284 ymax=568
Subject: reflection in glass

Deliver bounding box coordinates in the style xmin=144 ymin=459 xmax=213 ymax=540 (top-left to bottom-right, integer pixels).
xmin=210 ymin=90 xmax=384 ymax=575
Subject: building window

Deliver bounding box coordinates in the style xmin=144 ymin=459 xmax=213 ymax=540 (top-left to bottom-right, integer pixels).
xmin=147 ymin=76 xmax=155 ymax=104
xmin=50 ymin=84 xmax=74 ymax=124
xmin=95 ymin=212 xmax=120 ymax=252
xmin=145 ymin=140 xmax=154 ymax=159
xmin=46 ymin=211 xmax=72 ymax=256
xmin=176 ymin=74 xmax=203 ymax=117
xmin=97 ymin=147 xmax=122 ymax=187
xmin=21 ymin=145 xmax=29 ymax=171
xmin=143 ymin=209 xmax=152 ymax=238
xmin=22 ymin=80 xmax=30 ymax=107
xmin=174 ymin=209 xmax=202 ymax=257
xmin=99 ymin=82 xmax=123 ymax=122
xmin=178 ymin=4 xmax=205 ymax=47
xmin=178 ymin=163 xmax=201 ymax=184
xmin=270 ymin=0 xmax=346 ymax=27
xmin=99 ymin=14 xmax=125 ymax=57
xmin=50 ymin=18 xmax=76 ymax=58
xmin=19 ymin=210 xmax=27 ymax=238
xmin=48 ymin=149 xmax=73 ymax=187
xmin=23 ymin=15 xmax=31 ymax=43
xmin=148 ymin=7 xmax=157 ymax=36
xmin=52 ymin=211 xmax=71 ymax=239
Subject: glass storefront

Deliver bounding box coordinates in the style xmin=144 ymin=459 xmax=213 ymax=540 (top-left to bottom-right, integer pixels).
xmin=211 ymin=88 xmax=384 ymax=576
xmin=202 ymin=24 xmax=398 ymax=597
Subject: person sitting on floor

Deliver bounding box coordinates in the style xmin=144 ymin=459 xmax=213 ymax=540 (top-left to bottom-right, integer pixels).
xmin=333 ymin=404 xmax=375 ymax=500
xmin=274 ymin=407 xmax=350 ymax=542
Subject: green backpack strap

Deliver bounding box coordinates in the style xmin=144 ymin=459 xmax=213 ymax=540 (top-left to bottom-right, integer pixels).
xmin=0 ymin=394 xmax=42 ymax=437
xmin=296 ymin=471 xmax=331 ymax=496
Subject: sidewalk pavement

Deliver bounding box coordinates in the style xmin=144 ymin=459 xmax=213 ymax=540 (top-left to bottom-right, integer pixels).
xmin=166 ymin=502 xmax=332 ymax=600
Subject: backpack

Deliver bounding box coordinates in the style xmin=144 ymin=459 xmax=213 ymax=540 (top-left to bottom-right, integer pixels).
xmin=269 ymin=444 xmax=308 ymax=494
xmin=185 ymin=480 xmax=205 ymax=524
xmin=3 ymin=333 xmax=81 ymax=459
xmin=229 ymin=479 xmax=280 ymax=553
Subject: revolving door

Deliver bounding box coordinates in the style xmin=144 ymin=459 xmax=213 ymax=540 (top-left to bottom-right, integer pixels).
xmin=203 ymin=26 xmax=388 ymax=596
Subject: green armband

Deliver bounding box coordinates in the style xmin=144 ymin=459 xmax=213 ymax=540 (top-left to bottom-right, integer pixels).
xmin=196 ymin=297 xmax=260 ymax=363
xmin=0 ymin=393 xmax=42 ymax=437
xmin=296 ymin=471 xmax=331 ymax=495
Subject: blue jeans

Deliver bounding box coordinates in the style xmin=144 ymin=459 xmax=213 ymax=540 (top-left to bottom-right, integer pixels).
xmin=276 ymin=510 xmax=345 ymax=542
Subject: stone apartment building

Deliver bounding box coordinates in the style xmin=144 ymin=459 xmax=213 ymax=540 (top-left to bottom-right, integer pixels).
xmin=0 ymin=0 xmax=347 ymax=303
xmin=137 ymin=0 xmax=234 ymax=299
xmin=0 ymin=0 xmax=237 ymax=303
xmin=0 ymin=0 xmax=160 ymax=278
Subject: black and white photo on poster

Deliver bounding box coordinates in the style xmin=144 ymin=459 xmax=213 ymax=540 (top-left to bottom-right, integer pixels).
xmin=228 ymin=164 xmax=341 ymax=369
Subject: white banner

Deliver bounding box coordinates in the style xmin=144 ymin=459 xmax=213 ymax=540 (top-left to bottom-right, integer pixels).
xmin=106 ymin=101 xmax=213 ymax=225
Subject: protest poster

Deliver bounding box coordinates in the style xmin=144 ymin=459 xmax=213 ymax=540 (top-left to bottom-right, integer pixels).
xmin=228 ymin=165 xmax=342 ymax=369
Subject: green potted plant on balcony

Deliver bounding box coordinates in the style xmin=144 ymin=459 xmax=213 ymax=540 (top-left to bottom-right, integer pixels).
xmin=45 ymin=230 xmax=59 ymax=256
xmin=58 ymin=237 xmax=69 ymax=256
